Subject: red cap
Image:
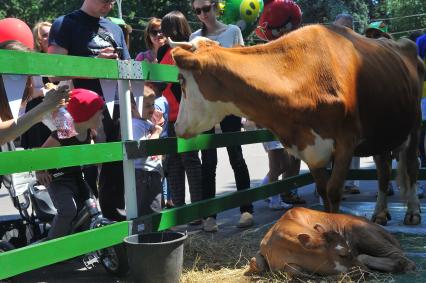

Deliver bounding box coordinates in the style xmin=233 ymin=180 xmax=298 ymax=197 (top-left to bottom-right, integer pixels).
xmin=67 ymin=88 xmax=105 ymax=123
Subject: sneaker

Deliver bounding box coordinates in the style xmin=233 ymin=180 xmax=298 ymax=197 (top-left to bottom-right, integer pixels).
xmin=269 ymin=200 xmax=293 ymax=211
xmin=237 ymin=212 xmax=254 ymax=228
xmin=203 ymin=217 xmax=218 ymax=232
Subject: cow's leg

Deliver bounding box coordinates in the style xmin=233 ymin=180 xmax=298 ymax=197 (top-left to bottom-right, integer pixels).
xmin=326 ymin=144 xmax=354 ymax=213
xmin=397 ymin=133 xmax=421 ymax=225
xmin=309 ymin=167 xmax=329 ymax=211
xmin=372 ymin=153 xmax=392 ymax=225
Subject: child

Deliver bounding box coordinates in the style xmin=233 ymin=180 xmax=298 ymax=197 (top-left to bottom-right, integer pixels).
xmin=132 ymin=86 xmax=163 ymax=216
xmin=35 ymin=88 xmax=104 ymax=240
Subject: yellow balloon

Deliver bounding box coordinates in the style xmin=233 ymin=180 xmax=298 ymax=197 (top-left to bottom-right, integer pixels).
xmin=239 ymin=0 xmax=261 ymax=23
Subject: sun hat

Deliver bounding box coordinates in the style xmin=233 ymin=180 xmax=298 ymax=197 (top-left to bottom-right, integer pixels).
xmin=366 ymin=21 xmax=388 ymax=33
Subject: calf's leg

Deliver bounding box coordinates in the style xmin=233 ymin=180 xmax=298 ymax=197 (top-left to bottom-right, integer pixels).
xmin=357 ymin=254 xmax=416 ymax=273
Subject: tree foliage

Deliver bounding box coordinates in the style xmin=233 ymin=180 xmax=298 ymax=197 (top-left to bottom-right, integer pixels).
xmin=0 ymin=0 xmax=425 ymax=54
xmin=295 ymin=0 xmax=370 ymax=32
xmin=385 ymin=0 xmax=426 ymax=37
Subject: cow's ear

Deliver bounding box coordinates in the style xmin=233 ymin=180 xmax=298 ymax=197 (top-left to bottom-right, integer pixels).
xmin=297 ymin=233 xmax=318 ymax=249
xmin=171 ymin=47 xmax=201 ymax=70
xmin=313 ymin=223 xmax=326 ymax=233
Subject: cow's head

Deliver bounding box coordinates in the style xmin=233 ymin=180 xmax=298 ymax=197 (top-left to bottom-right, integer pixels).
xmin=170 ymin=37 xmax=245 ymax=138
xmin=296 ymin=224 xmax=360 ymax=275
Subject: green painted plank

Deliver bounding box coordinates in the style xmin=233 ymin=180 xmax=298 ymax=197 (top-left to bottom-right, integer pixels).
xmin=142 ymin=61 xmax=178 ymax=82
xmin=177 ymin=129 xmax=276 ymax=152
xmin=0 ymin=142 xmax=122 ymax=175
xmin=347 ymin=169 xmax=426 ymax=180
xmin=0 ymin=221 xmax=129 ymax=280
xmin=134 ymin=173 xmax=314 ymax=232
xmin=0 ymin=130 xmax=276 ymax=175
xmin=125 ymin=129 xmax=278 ymax=159
xmin=0 ymin=50 xmax=118 ymax=79
xmin=0 ymin=50 xmax=179 ymax=81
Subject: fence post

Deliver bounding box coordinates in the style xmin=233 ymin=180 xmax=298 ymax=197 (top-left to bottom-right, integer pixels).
xmin=118 ymin=79 xmax=138 ymax=220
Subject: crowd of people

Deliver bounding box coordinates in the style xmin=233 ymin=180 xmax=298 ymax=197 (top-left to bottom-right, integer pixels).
xmin=1 ymin=0 xmax=426 ymax=241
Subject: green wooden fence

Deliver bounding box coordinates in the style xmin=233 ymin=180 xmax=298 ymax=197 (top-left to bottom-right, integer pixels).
xmin=0 ymin=50 xmax=424 ymax=280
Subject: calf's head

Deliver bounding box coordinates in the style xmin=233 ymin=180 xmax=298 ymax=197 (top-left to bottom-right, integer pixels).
xmin=300 ymin=230 xmax=358 ymax=275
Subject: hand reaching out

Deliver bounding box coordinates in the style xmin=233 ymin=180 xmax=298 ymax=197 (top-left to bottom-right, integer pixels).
xmin=36 ymin=170 xmax=52 ymax=187
xmin=42 ymin=85 xmax=69 ymax=111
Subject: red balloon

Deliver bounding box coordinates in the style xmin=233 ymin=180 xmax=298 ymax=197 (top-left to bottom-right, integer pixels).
xmin=255 ymin=0 xmax=302 ymax=41
xmin=0 ymin=18 xmax=34 ymax=49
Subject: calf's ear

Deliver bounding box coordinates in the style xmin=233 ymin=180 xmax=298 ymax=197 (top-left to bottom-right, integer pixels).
xmin=297 ymin=233 xmax=319 ymax=249
xmin=313 ymin=223 xmax=326 ymax=233
xmin=171 ymin=47 xmax=201 ymax=70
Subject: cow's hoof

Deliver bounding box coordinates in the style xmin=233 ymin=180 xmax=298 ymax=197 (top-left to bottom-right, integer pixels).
xmin=403 ymin=212 xmax=421 ymax=225
xmin=371 ymin=211 xmax=391 ymax=226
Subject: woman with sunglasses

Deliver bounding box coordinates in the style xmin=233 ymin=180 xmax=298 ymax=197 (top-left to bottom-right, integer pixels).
xmin=157 ymin=11 xmax=203 ymax=218
xmin=190 ymin=0 xmax=253 ymax=232
xmin=135 ymin=17 xmax=166 ymax=63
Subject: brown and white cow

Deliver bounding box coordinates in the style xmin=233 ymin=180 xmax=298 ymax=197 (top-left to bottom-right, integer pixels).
xmin=170 ymin=24 xmax=424 ymax=225
xmin=245 ymin=207 xmax=416 ymax=276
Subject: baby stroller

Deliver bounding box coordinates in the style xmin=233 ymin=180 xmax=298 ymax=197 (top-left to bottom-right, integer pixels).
xmin=0 ymin=162 xmax=129 ymax=276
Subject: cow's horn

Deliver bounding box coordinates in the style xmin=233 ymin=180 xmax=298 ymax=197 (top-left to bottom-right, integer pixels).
xmin=168 ymin=37 xmax=194 ymax=51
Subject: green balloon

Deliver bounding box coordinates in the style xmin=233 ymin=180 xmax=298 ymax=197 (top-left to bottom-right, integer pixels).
xmin=220 ymin=0 xmax=264 ymax=37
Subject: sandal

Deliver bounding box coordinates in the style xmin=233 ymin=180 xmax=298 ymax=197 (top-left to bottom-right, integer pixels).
xmin=282 ymin=193 xmax=306 ymax=204
xmin=343 ymin=185 xmax=360 ymax=194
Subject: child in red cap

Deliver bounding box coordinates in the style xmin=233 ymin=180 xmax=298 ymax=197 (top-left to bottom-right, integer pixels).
xmin=36 ymin=88 xmax=104 ymax=240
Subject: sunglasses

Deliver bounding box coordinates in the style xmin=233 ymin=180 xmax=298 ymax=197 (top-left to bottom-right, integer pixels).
xmin=149 ymin=29 xmax=164 ymax=37
xmin=194 ymin=4 xmax=213 ymax=15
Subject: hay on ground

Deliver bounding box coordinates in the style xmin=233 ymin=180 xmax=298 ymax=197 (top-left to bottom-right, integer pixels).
xmin=181 ymin=223 xmax=395 ymax=283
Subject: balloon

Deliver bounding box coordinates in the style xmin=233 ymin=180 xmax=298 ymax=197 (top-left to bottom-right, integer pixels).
xmin=255 ymin=0 xmax=302 ymax=41
xmin=220 ymin=0 xmax=264 ymax=37
xmin=0 ymin=18 xmax=34 ymax=49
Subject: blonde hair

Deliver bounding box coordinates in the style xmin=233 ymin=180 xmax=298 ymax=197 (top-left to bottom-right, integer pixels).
xmin=32 ymin=21 xmax=52 ymax=52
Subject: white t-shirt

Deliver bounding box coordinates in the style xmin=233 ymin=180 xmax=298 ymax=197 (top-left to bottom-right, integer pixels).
xmin=190 ymin=24 xmax=244 ymax=48
xmin=132 ymin=118 xmax=162 ymax=174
